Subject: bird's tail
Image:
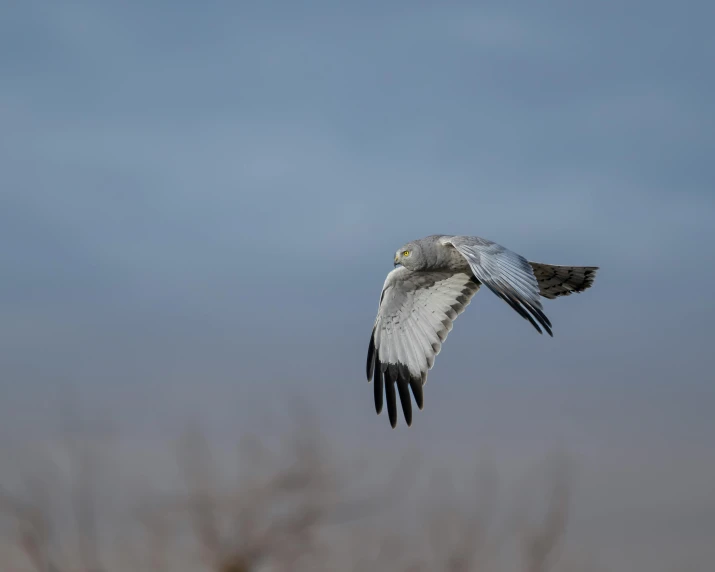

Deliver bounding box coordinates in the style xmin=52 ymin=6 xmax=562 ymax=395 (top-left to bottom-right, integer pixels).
xmin=528 ymin=262 xmax=599 ymax=300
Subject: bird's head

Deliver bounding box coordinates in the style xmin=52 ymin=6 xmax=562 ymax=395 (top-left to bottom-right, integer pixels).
xmin=394 ymin=242 xmax=422 ymax=270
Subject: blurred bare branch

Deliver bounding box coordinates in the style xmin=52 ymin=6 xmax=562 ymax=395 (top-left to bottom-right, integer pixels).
xmin=1 ymin=415 xmax=582 ymax=572
xmin=0 ymin=481 xmax=59 ymax=572
xmin=521 ymin=456 xmax=571 ymax=572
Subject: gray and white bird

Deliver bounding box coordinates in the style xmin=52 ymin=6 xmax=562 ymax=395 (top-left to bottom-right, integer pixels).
xmin=366 ymin=234 xmax=598 ymax=428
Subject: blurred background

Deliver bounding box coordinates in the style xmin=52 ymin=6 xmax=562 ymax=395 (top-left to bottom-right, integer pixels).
xmin=1 ymin=1 xmax=714 ymax=570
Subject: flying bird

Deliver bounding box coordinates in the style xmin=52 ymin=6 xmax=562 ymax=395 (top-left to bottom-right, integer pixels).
xmin=366 ymin=235 xmax=598 ymax=428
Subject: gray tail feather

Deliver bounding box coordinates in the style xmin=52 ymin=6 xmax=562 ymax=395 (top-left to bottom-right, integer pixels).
xmin=528 ymin=262 xmax=599 ymax=300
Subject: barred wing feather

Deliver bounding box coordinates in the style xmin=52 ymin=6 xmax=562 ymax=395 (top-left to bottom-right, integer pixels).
xmin=366 ymin=267 xmax=480 ymax=428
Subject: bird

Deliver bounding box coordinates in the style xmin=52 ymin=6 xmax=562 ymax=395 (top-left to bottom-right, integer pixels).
xmin=366 ymin=234 xmax=598 ymax=428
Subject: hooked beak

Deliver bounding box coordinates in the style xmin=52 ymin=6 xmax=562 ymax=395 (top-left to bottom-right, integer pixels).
xmin=394 ymin=254 xmax=401 ymax=267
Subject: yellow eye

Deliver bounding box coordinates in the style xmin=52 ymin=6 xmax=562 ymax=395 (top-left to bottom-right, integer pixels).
xmin=402 ymin=251 xmax=410 ymax=256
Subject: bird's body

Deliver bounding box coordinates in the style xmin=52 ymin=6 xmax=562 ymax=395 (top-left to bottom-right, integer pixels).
xmin=366 ymin=234 xmax=598 ymax=428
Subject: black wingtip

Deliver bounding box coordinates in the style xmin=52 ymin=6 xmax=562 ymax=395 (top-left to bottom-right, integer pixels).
xmin=396 ymin=377 xmax=412 ymax=427
xmin=366 ymin=331 xmax=376 ymax=381
xmin=490 ymin=286 xmax=553 ymax=337
xmin=373 ymin=359 xmax=383 ymax=415
xmin=385 ymin=370 xmax=398 ymax=429
xmin=409 ymin=377 xmax=424 ymax=410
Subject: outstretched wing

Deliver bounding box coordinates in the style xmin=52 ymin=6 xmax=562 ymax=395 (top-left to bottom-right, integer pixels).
xmin=528 ymin=262 xmax=599 ymax=299
xmin=366 ymin=267 xmax=480 ymax=428
xmin=441 ymin=236 xmax=553 ymax=337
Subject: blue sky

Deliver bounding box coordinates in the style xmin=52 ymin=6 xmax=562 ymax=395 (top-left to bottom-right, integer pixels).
xmin=1 ymin=0 xmax=714 ymax=492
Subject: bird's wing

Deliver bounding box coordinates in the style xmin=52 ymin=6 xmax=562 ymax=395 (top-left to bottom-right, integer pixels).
xmin=366 ymin=266 xmax=480 ymax=428
xmin=441 ymin=236 xmax=553 ymax=336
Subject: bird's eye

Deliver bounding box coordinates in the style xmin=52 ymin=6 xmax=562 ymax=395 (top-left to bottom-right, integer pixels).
xmin=403 ymin=251 xmax=410 ymax=256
